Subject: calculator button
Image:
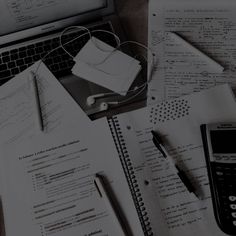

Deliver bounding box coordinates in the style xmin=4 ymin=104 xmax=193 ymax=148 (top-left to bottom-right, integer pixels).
xmin=232 ymin=213 xmax=236 ymax=218
xmin=216 ymin=171 xmax=223 ymax=176
xmin=230 ymin=204 xmax=236 ymax=210
xmin=229 ymin=196 xmax=236 ymax=202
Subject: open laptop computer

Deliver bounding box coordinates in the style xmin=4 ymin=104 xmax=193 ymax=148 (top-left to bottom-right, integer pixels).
xmin=0 ymin=0 xmax=146 ymax=117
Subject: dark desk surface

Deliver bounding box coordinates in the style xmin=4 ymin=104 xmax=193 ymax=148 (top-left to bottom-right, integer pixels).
xmin=115 ymin=0 xmax=148 ymax=46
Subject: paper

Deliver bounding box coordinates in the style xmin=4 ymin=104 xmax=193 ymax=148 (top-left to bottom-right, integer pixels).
xmin=116 ymin=85 xmax=236 ymax=235
xmin=0 ymin=61 xmax=89 ymax=146
xmin=72 ymin=37 xmax=141 ymax=95
xmin=0 ymin=118 xmax=144 ymax=236
xmin=148 ymin=0 xmax=236 ymax=104
xmin=109 ymin=115 xmax=171 ymax=236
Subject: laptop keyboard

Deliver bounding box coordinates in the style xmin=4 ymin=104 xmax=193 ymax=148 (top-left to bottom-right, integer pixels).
xmin=0 ymin=22 xmax=118 ymax=85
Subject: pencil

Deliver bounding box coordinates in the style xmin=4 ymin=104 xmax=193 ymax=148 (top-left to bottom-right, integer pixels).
xmin=29 ymin=71 xmax=44 ymax=132
xmin=94 ymin=174 xmax=130 ymax=236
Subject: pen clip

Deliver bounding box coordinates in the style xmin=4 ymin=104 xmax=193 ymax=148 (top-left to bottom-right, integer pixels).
xmin=94 ymin=175 xmax=103 ymax=198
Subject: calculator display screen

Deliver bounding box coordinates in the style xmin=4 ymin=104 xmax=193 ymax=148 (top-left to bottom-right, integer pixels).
xmin=210 ymin=130 xmax=236 ymax=154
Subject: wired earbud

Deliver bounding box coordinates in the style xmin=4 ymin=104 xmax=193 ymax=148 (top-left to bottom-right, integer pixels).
xmin=33 ymin=25 xmax=154 ymax=112
xmin=99 ymin=102 xmax=109 ymax=112
xmin=86 ymin=93 xmax=118 ymax=106
xmin=98 ymin=101 xmax=119 ymax=112
xmin=87 ymin=93 xmax=107 ymax=106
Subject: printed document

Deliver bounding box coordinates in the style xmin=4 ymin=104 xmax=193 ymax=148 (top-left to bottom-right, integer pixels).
xmin=148 ymin=0 xmax=236 ymax=104
xmin=0 ymin=61 xmax=89 ymax=145
xmin=0 ymin=118 xmax=144 ymax=236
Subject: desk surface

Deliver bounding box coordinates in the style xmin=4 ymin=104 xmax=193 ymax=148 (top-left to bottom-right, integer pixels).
xmin=115 ymin=0 xmax=148 ymax=46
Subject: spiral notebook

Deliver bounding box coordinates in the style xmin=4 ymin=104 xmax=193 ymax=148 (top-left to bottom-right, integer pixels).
xmin=108 ymin=117 xmax=170 ymax=236
xmin=108 ymin=84 xmax=236 ymax=236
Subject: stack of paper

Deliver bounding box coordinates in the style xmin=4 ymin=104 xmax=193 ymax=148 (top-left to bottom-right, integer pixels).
xmin=72 ymin=37 xmax=141 ymax=95
xmin=0 ymin=61 xmax=145 ymax=236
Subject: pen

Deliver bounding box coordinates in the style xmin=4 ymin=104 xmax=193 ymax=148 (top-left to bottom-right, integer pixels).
xmin=94 ymin=174 xmax=130 ymax=236
xmin=170 ymin=32 xmax=224 ymax=73
xmin=151 ymin=130 xmax=199 ymax=199
xmin=29 ymin=71 xmax=44 ymax=132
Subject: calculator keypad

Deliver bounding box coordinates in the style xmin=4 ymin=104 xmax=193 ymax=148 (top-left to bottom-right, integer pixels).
xmin=212 ymin=163 xmax=236 ymax=232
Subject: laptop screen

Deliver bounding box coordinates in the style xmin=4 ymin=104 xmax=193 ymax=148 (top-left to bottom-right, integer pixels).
xmin=0 ymin=0 xmax=106 ymax=36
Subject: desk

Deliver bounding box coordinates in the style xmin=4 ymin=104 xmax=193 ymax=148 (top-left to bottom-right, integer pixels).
xmin=115 ymin=0 xmax=148 ymax=46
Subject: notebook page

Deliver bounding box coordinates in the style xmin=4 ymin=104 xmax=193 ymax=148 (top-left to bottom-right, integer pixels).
xmin=111 ymin=112 xmax=170 ymax=236
xmin=117 ymin=85 xmax=236 ymax=235
xmin=148 ymin=0 xmax=236 ymax=104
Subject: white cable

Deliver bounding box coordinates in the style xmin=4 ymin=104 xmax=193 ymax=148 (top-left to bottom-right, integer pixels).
xmin=33 ymin=25 xmax=154 ymax=107
xmin=60 ymin=26 xmax=92 ymax=58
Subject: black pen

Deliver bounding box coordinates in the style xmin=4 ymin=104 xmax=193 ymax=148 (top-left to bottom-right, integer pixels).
xmin=151 ymin=130 xmax=199 ymax=199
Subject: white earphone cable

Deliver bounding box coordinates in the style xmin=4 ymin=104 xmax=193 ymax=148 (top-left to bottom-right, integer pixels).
xmin=34 ymin=25 xmax=154 ymax=107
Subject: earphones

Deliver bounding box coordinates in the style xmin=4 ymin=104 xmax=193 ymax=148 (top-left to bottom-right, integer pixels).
xmin=34 ymin=25 xmax=154 ymax=110
xmin=86 ymin=93 xmax=119 ymax=106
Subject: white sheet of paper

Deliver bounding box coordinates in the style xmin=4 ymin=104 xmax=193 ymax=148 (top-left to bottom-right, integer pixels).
xmin=0 ymin=61 xmax=89 ymax=145
xmin=72 ymin=37 xmax=141 ymax=95
xmin=0 ymin=118 xmax=144 ymax=236
xmin=148 ymin=0 xmax=236 ymax=104
xmin=0 ymin=61 xmax=90 ymax=196
xmin=116 ymin=84 xmax=236 ymax=235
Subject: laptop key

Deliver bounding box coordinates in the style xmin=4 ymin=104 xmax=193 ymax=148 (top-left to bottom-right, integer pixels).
xmin=16 ymin=59 xmax=24 ymax=66
xmin=36 ymin=47 xmax=43 ymax=54
xmin=19 ymin=65 xmax=27 ymax=72
xmin=33 ymin=55 xmax=41 ymax=61
xmin=11 ymin=68 xmax=19 ymax=75
xmin=2 ymin=51 xmax=9 ymax=57
xmin=0 ymin=64 xmax=7 ymax=71
xmin=27 ymin=49 xmax=35 ymax=56
xmin=24 ymin=57 xmax=33 ymax=64
xmin=10 ymin=49 xmax=18 ymax=54
xmin=8 ymin=61 xmax=16 ymax=69
xmin=0 ymin=70 xmax=11 ymax=78
xmin=10 ymin=54 xmax=19 ymax=60
xmin=2 ymin=56 xmax=10 ymax=63
xmin=19 ymin=52 xmax=27 ymax=58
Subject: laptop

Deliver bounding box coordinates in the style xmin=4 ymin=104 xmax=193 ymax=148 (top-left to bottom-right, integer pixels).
xmin=0 ymin=0 xmax=147 ymax=116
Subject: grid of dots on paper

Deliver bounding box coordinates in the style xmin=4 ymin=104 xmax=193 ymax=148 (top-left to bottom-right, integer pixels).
xmin=150 ymin=99 xmax=191 ymax=124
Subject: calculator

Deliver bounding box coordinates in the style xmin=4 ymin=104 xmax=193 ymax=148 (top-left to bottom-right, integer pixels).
xmin=201 ymin=123 xmax=236 ymax=235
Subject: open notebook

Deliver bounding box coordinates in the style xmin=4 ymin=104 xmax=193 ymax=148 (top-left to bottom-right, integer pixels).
xmin=108 ymin=84 xmax=236 ymax=236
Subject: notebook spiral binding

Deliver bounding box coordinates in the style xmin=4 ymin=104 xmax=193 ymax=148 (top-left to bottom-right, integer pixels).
xmin=108 ymin=117 xmax=153 ymax=236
